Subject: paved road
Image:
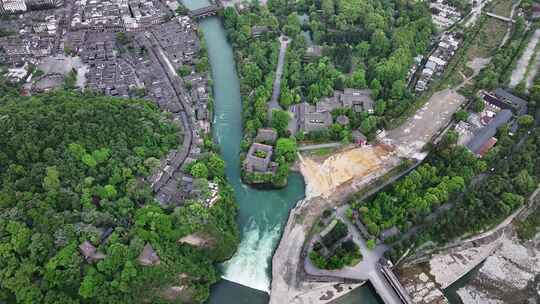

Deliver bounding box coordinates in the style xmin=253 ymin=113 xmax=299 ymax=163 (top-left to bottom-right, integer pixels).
xmin=140 ymin=33 xmax=194 ymax=192
xmin=298 ymin=142 xmax=342 ymax=151
xmin=304 ymin=206 xmax=403 ymax=304
xmin=268 ymin=35 xmax=288 ymax=113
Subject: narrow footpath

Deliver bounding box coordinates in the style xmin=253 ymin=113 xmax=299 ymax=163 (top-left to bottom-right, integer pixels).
xmin=268 ymin=35 xmax=289 ymax=112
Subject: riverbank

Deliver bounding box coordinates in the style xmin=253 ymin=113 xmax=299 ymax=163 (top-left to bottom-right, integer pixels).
xmin=455 ymin=231 xmax=540 ymax=303
xmin=397 ymin=227 xmax=540 ymax=304
xmin=179 ymin=6 xmax=309 ymax=299
xmin=183 ymin=5 xmax=382 ymax=301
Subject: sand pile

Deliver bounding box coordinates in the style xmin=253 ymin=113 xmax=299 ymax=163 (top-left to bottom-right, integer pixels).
xmin=299 ymin=146 xmax=389 ymax=199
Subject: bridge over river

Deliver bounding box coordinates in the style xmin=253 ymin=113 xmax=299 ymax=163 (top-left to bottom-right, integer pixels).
xmin=188 ymin=2 xmax=220 ymax=19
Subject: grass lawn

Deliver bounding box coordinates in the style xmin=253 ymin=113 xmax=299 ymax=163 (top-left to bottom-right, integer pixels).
xmin=303 ymin=147 xmax=338 ymax=157
xmin=489 ymin=0 xmax=513 ymax=17
xmin=467 ymin=18 xmax=508 ymax=59
xmin=349 ymin=257 xmax=362 ymax=266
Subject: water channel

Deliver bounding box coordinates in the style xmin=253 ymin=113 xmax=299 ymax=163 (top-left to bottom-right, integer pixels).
xmin=178 ymin=2 xmax=381 ymax=302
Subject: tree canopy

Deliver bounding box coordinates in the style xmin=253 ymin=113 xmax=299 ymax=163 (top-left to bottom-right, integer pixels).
xmin=0 ymin=91 xmax=238 ymax=303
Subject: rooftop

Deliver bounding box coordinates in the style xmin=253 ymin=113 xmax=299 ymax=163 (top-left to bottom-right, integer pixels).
xmin=255 ymin=128 xmax=278 ymax=144
xmin=466 ymin=109 xmax=512 ymax=156
xmin=138 ymin=243 xmax=161 ymax=266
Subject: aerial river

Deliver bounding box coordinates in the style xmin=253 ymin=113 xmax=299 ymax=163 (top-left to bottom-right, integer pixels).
xmin=178 ymin=2 xmax=381 ymax=303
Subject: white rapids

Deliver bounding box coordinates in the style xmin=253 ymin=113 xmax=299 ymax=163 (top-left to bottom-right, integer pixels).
xmin=221 ymin=219 xmax=281 ymax=292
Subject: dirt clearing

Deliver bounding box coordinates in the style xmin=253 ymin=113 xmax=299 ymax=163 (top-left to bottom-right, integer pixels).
xmin=468 ymin=18 xmax=508 ymax=59
xmin=386 ymin=89 xmax=466 ymax=159
xmin=299 ymin=146 xmax=395 ymax=199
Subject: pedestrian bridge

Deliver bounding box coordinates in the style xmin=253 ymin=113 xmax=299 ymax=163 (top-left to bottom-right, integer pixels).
xmin=486 ymin=12 xmax=515 ymax=23
xmin=189 ymin=4 xmax=220 ymax=19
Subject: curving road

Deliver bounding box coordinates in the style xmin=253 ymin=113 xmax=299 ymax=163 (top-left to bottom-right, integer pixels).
xmin=304 ymin=206 xmax=403 ymax=304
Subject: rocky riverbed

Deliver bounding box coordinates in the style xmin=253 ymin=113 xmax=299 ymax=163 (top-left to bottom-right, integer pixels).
xmin=398 ymin=229 xmax=540 ymax=304
xmin=455 ymin=232 xmax=540 ymax=303
xmin=398 ymin=266 xmax=449 ymax=304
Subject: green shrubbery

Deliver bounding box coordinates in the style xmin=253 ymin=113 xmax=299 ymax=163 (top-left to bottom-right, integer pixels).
xmin=309 ymin=220 xmax=362 ymax=269
xmin=357 ymin=146 xmax=485 ymax=237
xmin=321 ymin=220 xmax=348 ymax=247
xmin=515 ymin=208 xmax=540 ymax=241
xmin=310 ymin=239 xmax=362 ymax=269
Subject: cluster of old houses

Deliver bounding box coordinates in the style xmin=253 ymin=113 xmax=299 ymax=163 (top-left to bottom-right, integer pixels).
xmin=243 ymin=129 xmax=279 ymax=175
xmin=429 ymin=0 xmax=462 ymax=30
xmin=0 ymin=0 xmax=61 ymax=14
xmin=0 ymin=10 xmax=62 ymax=83
xmin=455 ymin=88 xmax=528 ymax=157
xmin=71 ymin=0 xmax=169 ymax=31
xmin=134 ymin=18 xmax=214 ymax=206
xmin=242 ymin=89 xmax=374 ymax=177
xmin=415 ymin=32 xmax=461 ymax=92
xmin=288 ymin=88 xmax=374 ymax=134
xmin=80 ymin=241 xmax=161 ymax=266
xmin=75 ymin=32 xmax=138 ymax=96
xmin=149 ymin=146 xmax=220 ymax=209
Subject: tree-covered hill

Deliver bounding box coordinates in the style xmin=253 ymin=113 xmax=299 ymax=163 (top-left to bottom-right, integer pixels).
xmin=0 ymin=91 xmax=239 ymax=303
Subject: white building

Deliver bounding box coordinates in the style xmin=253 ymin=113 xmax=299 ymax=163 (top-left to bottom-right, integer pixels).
xmin=2 ymin=0 xmax=27 ymax=13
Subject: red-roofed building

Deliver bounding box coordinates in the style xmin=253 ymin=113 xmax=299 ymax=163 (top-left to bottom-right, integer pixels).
xmin=477 ymin=137 xmax=497 ymax=157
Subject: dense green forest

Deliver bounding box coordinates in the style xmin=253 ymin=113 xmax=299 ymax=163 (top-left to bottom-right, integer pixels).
xmin=0 ymin=91 xmax=239 ymax=303
xmin=357 ymin=144 xmax=487 ymax=237
xmin=380 ymin=124 xmax=540 ymax=261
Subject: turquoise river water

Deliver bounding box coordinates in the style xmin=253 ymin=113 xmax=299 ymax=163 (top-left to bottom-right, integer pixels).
xmin=178 ymin=2 xmax=382 ymax=302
